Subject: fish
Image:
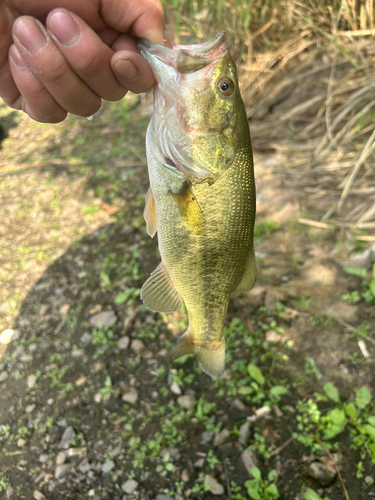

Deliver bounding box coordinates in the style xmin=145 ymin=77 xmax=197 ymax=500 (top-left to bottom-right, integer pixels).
xmin=138 ymin=31 xmax=256 ymax=378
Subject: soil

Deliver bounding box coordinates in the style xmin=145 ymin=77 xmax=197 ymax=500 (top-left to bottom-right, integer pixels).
xmin=0 ymin=85 xmax=374 ymax=500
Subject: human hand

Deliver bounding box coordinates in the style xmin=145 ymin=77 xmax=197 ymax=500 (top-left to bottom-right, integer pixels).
xmin=0 ymin=0 xmax=165 ymax=123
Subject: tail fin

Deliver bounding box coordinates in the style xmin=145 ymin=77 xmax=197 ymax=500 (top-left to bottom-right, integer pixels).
xmin=168 ymin=330 xmax=225 ymax=378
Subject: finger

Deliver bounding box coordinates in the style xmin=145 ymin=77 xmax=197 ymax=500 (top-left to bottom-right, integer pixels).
xmin=8 ymin=44 xmax=67 ymax=122
xmin=46 ymin=9 xmax=127 ymax=102
xmin=101 ymin=0 xmax=165 ymax=45
xmin=12 ymin=16 xmax=101 ymax=117
xmin=0 ymin=2 xmax=19 ymax=106
xmin=112 ymin=51 xmax=155 ymax=94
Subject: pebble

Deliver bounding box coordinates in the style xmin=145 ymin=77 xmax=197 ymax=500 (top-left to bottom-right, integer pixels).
xmin=75 ymin=376 xmax=87 ymax=387
xmin=155 ymin=495 xmax=174 ymax=500
xmin=20 ymin=353 xmax=33 ymax=362
xmin=72 ymin=349 xmax=84 ymax=358
xmin=241 ymin=449 xmax=259 ymax=476
xmin=57 ymin=418 xmax=67 ymax=428
xmin=25 ymin=404 xmax=36 ymax=414
xmin=365 ymin=476 xmax=374 ymax=484
xmin=238 ymin=420 xmax=251 ymax=446
xmin=265 ymin=330 xmax=282 ymax=343
xmin=33 ymin=490 xmax=46 ymax=500
xmin=59 ymin=426 xmax=76 ymax=449
xmin=118 ymin=336 xmax=130 ymax=350
xmin=94 ymin=393 xmax=102 ymax=403
xmin=56 ymin=452 xmax=66 ymax=465
xmin=88 ymin=490 xmax=95 ymax=497
xmin=177 ymin=395 xmax=196 ymax=410
xmin=232 ymin=398 xmax=247 ymax=411
xmin=80 ymin=332 xmax=92 ymax=344
xmin=200 ymin=430 xmax=214 ymax=444
xmin=28 ymin=343 xmax=38 ymax=352
xmin=213 ymin=428 xmax=230 ymax=447
xmin=89 ymin=310 xmax=117 ymax=328
xmin=121 ymin=479 xmax=139 ymax=494
xmin=204 ymin=475 xmax=224 ymax=495
xmin=0 ymin=329 xmax=15 ymax=344
xmin=17 ymin=438 xmax=26 ymax=447
xmin=59 ymin=304 xmax=70 ymax=316
xmin=181 ymin=469 xmax=190 ymax=482
xmin=308 ymin=461 xmax=336 ymax=486
xmin=101 ymin=460 xmax=115 ymax=473
xmin=170 ymin=381 xmax=182 ymax=395
xmin=55 ymin=464 xmax=70 ymax=479
xmin=39 ymin=454 xmax=49 ymax=463
xmin=0 ymin=371 xmax=8 ymax=382
xmin=79 ymin=458 xmax=91 ymax=473
xmin=193 ymin=458 xmax=205 ymax=468
xmin=130 ymin=339 xmax=145 ymax=353
xmin=122 ymin=391 xmax=138 ymax=404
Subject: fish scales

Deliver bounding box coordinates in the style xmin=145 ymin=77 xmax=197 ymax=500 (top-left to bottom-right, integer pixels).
xmin=139 ymin=31 xmax=256 ymax=377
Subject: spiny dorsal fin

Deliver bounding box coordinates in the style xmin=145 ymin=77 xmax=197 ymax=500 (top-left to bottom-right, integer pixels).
xmin=168 ymin=330 xmax=225 ymax=378
xmin=141 ymin=262 xmax=182 ymax=313
xmin=143 ymin=187 xmax=157 ymax=238
xmin=235 ymin=247 xmax=257 ymax=292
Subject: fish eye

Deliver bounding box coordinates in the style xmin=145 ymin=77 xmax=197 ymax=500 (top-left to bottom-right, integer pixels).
xmin=218 ymin=78 xmax=234 ymax=96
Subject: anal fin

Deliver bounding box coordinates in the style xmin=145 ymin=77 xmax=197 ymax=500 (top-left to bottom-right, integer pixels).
xmin=236 ymin=247 xmax=257 ymax=292
xmin=141 ymin=262 xmax=182 ymax=313
xmin=143 ymin=187 xmax=157 ymax=238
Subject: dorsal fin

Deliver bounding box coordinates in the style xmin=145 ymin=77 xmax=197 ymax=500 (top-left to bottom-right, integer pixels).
xmin=141 ymin=262 xmax=182 ymax=313
xmin=143 ymin=187 xmax=157 ymax=237
xmin=235 ymin=248 xmax=257 ymax=292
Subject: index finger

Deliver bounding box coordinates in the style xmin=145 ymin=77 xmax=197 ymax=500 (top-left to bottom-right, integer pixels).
xmin=101 ymin=0 xmax=165 ymax=45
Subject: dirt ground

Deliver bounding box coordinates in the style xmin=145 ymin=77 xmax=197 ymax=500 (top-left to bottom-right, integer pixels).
xmin=0 ymin=76 xmax=374 ymax=500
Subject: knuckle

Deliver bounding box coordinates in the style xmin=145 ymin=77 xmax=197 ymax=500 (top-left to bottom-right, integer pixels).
xmin=75 ymin=97 xmax=101 ymax=117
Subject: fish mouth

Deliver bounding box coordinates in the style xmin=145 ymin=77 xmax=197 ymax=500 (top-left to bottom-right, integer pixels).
xmin=137 ymin=31 xmax=227 ymax=78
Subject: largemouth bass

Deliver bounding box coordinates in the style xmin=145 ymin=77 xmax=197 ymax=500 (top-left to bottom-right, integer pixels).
xmin=138 ymin=31 xmax=256 ymax=378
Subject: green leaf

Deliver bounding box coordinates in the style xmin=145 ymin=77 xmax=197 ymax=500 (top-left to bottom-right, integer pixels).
xmin=244 ymin=481 xmax=261 ymax=500
xmin=364 ymin=424 xmax=375 ymax=440
xmin=251 ymin=466 xmax=262 ymax=480
xmin=343 ymin=266 xmax=367 ymax=278
xmin=247 ymin=364 xmax=265 ymax=386
xmin=369 ymin=280 xmax=375 ymax=299
xmin=100 ymin=270 xmax=111 ymax=286
xmin=114 ymin=288 xmax=139 ymax=305
xmin=368 ymin=416 xmax=375 ymax=426
xmin=302 ymin=487 xmax=323 ymax=500
xmin=238 ymin=386 xmax=253 ymax=395
xmin=323 ymin=382 xmax=340 ymax=404
xmin=268 ymin=469 xmax=277 ymax=482
xmin=328 ymin=408 xmax=346 ymax=428
xmin=265 ymin=483 xmax=280 ymax=499
xmin=356 ymin=386 xmax=372 ymax=409
xmin=344 ymin=402 xmax=358 ymax=422
xmin=270 ymin=386 xmax=288 ymax=398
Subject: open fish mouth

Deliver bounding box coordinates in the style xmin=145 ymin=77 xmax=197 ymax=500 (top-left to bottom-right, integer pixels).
xmin=137 ymin=31 xmax=227 ymax=79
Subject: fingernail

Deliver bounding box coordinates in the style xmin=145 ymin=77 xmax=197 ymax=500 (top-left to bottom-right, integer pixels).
xmin=9 ymin=45 xmax=28 ymax=69
xmin=114 ymin=59 xmax=138 ymax=81
xmin=14 ymin=17 xmax=47 ymax=52
xmin=48 ymin=11 xmax=80 ymax=47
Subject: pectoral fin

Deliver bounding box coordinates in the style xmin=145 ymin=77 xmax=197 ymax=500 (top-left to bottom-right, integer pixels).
xmin=143 ymin=187 xmax=157 ymax=238
xmin=170 ymin=182 xmax=205 ymax=234
xmin=235 ymin=248 xmax=257 ymax=292
xmin=141 ymin=262 xmax=182 ymax=313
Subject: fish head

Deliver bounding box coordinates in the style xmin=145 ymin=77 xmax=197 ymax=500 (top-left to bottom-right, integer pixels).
xmin=138 ymin=32 xmax=245 ymax=181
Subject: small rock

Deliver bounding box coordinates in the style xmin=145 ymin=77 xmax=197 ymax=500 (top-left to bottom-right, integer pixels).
xmin=200 ymin=430 xmax=214 ymax=444
xmin=75 ymin=376 xmax=87 ymax=387
xmin=101 ymin=460 xmax=115 ymax=473
xmin=181 ymin=469 xmax=190 ymax=482
xmin=94 ymin=393 xmax=102 ymax=403
xmin=155 ymin=495 xmax=172 ymax=500
xmin=193 ymin=457 xmax=205 ymax=468
xmin=365 ymin=476 xmax=374 ymax=484
xmin=79 ymin=458 xmax=91 ymax=473
xmin=122 ymin=390 xmax=138 ymax=404
xmin=67 ymin=447 xmax=86 ymax=457
xmin=121 ymin=479 xmax=138 ymax=494
xmin=59 ymin=304 xmax=70 ymax=316
xmin=248 ymin=406 xmax=271 ymax=424
xmin=308 ymin=461 xmax=336 ymax=486
xmin=232 ymin=398 xmax=247 ymax=411
xmin=170 ymin=381 xmax=182 ymax=395
xmin=17 ymin=438 xmax=26 ymax=447
xmin=130 ymin=339 xmax=145 ymax=353
xmin=265 ymin=330 xmax=282 ymax=343
xmin=55 ymin=464 xmax=70 ymax=479
xmin=25 ymin=404 xmax=36 ymax=414
xmin=91 ymin=361 xmax=105 ymax=373
xmin=27 ymin=374 xmax=37 ymax=389
xmin=80 ymin=332 xmax=92 ymax=344
xmin=241 ymin=449 xmax=259 ymax=477
xmin=59 ymin=426 xmax=76 ymax=449
xmin=0 ymin=371 xmax=8 ymax=382
xmin=56 ymin=452 xmax=66 ymax=465
xmin=177 ymin=395 xmax=196 ymax=410
xmin=39 ymin=454 xmax=49 ymax=463
xmin=20 ymin=353 xmax=33 ymax=362
xmin=72 ymin=349 xmax=84 ymax=358
xmin=28 ymin=343 xmax=37 ymax=352
xmin=118 ymin=336 xmax=130 ymax=350
xmin=204 ymin=475 xmax=224 ymax=495
xmin=57 ymin=418 xmax=67 ymax=428
xmin=0 ymin=329 xmax=15 ymax=344
xmin=213 ymin=428 xmax=230 ymax=447
xmin=89 ymin=310 xmax=117 ymax=328
xmin=88 ymin=490 xmax=95 ymax=497
xmin=238 ymin=420 xmax=251 ymax=446
xmin=33 ymin=490 xmax=46 ymax=500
